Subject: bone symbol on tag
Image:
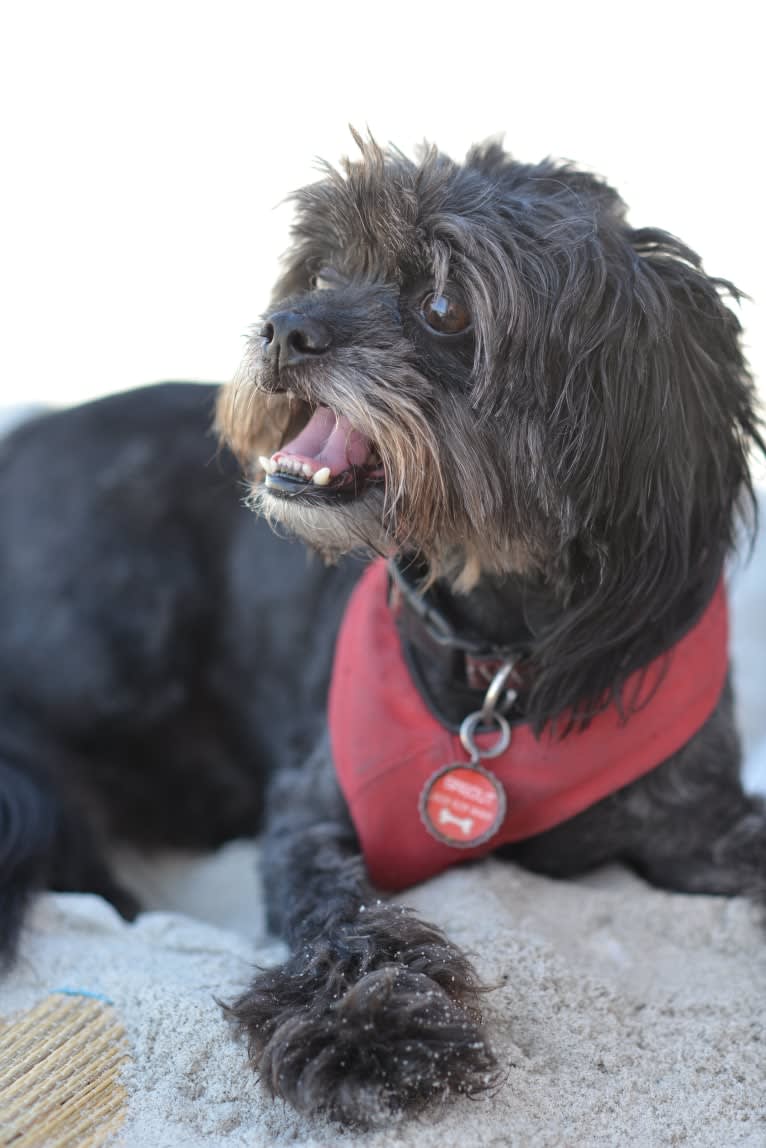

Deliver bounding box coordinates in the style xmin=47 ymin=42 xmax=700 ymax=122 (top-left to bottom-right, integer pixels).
xmin=420 ymin=764 xmax=506 ymax=848
xmin=438 ymin=808 xmax=474 ymax=835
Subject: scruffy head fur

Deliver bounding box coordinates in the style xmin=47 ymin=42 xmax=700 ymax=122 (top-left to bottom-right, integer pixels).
xmin=218 ymin=133 xmax=761 ymax=716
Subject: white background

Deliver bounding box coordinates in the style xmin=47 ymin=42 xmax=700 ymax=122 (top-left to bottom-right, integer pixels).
xmin=0 ymin=1 xmax=763 ymax=414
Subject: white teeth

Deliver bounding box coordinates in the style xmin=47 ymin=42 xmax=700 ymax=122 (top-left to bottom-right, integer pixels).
xmin=265 ymin=454 xmax=332 ymax=484
xmin=274 ymin=456 xmax=303 ymax=476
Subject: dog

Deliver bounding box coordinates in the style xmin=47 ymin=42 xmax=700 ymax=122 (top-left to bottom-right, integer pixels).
xmin=1 ymin=134 xmax=764 ymax=1127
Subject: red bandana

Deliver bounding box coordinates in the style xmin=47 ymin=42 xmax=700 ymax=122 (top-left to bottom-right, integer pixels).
xmin=329 ymin=559 xmax=728 ymax=891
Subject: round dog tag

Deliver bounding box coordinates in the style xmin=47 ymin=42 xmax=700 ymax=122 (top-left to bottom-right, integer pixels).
xmin=419 ymin=763 xmax=507 ymax=848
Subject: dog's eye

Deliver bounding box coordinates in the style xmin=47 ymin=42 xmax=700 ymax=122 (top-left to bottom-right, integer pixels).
xmin=311 ymin=269 xmax=339 ymax=292
xmin=420 ymin=292 xmax=472 ymax=335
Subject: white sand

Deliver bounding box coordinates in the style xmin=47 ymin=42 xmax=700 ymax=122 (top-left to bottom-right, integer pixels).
xmin=1 ymin=436 xmax=764 ymax=1145
xmin=4 ymin=854 xmax=764 ymax=1147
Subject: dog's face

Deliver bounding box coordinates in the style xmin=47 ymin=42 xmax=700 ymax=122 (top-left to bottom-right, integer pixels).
xmin=219 ymin=135 xmax=757 ymax=600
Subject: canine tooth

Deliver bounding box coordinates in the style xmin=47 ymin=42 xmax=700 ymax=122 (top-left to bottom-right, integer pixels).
xmin=312 ymin=467 xmax=331 ymax=486
xmin=259 ymin=456 xmax=276 ymax=474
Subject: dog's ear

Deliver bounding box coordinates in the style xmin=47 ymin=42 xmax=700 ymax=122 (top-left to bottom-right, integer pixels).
xmin=629 ymin=228 xmax=760 ymax=526
xmin=527 ymin=228 xmax=762 ymax=725
xmin=603 ymin=227 xmax=760 ymax=575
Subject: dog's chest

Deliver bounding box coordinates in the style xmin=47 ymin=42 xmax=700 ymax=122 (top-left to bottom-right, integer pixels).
xmin=329 ymin=560 xmax=729 ymax=890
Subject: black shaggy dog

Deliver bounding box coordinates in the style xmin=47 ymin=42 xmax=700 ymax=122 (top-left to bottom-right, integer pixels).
xmin=1 ymin=136 xmax=764 ymax=1126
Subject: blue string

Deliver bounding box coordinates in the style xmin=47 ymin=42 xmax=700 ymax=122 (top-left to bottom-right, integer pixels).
xmin=52 ymin=987 xmax=114 ymax=1005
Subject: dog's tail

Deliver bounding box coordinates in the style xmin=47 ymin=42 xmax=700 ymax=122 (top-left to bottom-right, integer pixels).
xmin=0 ymin=747 xmax=141 ymax=971
xmin=0 ymin=756 xmax=58 ymax=969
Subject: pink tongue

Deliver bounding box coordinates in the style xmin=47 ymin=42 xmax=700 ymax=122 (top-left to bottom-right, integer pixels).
xmin=276 ymin=405 xmax=371 ymax=473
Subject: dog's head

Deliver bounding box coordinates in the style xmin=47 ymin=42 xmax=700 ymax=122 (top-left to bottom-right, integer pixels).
xmin=219 ymin=133 xmax=760 ymax=624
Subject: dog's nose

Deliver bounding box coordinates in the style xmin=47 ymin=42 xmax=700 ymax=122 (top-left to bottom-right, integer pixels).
xmin=260 ymin=312 xmax=332 ymax=368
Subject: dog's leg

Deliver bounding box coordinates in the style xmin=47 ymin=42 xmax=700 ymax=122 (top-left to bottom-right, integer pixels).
xmin=630 ymin=801 xmax=766 ymax=899
xmin=509 ymin=684 xmax=766 ymax=904
xmin=623 ymin=685 xmax=766 ymax=904
xmin=226 ymin=734 xmax=497 ymax=1126
xmin=626 ymin=776 xmax=766 ymax=901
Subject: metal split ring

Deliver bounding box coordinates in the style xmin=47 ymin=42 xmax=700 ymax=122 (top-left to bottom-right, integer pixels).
xmin=459 ymin=710 xmax=511 ymax=761
xmin=480 ymin=660 xmax=518 ymax=725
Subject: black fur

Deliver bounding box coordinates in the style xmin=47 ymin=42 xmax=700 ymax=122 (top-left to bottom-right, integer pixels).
xmin=1 ymin=137 xmax=764 ymax=1125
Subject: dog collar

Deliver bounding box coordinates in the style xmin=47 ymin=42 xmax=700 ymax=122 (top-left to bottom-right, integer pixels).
xmin=329 ymin=558 xmax=729 ymax=891
xmin=387 ymin=557 xmax=528 ymax=701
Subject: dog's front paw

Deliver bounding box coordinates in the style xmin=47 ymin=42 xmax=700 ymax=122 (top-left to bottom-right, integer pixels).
xmin=225 ymin=905 xmax=497 ymax=1126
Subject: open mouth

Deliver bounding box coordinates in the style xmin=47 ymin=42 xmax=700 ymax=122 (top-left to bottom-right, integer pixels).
xmin=259 ymin=404 xmax=385 ymax=502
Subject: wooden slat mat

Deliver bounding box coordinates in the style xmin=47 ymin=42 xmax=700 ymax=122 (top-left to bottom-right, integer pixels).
xmin=0 ymin=992 xmax=128 ymax=1147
